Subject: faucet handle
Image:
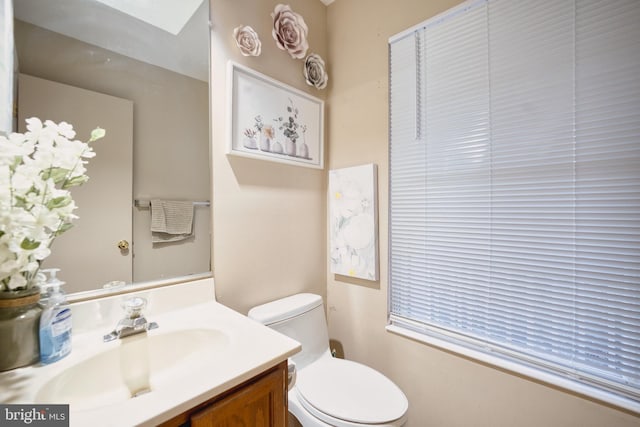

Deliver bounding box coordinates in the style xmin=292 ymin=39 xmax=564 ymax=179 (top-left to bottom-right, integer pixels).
xmin=122 ymin=297 xmax=147 ymax=319
xmin=103 ymin=296 xmax=158 ymax=342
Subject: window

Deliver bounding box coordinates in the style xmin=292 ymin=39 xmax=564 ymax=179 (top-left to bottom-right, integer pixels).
xmin=388 ymin=0 xmax=640 ymax=411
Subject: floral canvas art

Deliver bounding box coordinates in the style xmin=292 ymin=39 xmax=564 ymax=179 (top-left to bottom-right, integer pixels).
xmin=329 ymin=164 xmax=378 ymax=280
xmin=227 ymin=62 xmax=324 ymax=169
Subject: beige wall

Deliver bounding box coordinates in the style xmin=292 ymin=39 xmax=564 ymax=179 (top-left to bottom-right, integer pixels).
xmin=15 ymin=21 xmax=211 ymax=287
xmin=325 ymin=1 xmax=640 ymax=426
xmin=210 ymin=0 xmax=328 ymax=314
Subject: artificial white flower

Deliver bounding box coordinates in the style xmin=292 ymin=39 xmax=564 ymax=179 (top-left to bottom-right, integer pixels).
xmin=8 ymin=273 xmax=27 ymax=290
xmin=0 ymin=118 xmax=105 ymax=291
xmin=56 ymin=121 xmax=76 ymax=139
xmin=0 ymin=134 xmax=33 ymax=167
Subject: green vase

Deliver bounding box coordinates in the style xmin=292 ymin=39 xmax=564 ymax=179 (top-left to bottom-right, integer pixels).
xmin=0 ymin=287 xmax=43 ymax=371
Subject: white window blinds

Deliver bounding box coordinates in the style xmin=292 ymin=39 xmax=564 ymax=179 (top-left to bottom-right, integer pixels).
xmin=389 ymin=0 xmax=640 ymax=409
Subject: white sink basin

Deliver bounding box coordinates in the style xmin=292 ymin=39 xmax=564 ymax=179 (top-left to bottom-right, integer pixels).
xmin=36 ymin=328 xmax=229 ymax=411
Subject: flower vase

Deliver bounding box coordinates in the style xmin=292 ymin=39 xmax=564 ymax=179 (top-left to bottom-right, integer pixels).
xmin=297 ymin=141 xmax=309 ymax=159
xmin=285 ymin=138 xmax=297 ymax=156
xmin=271 ymin=141 xmax=284 ymax=154
xmin=243 ymin=136 xmax=257 ymax=149
xmin=0 ymin=287 xmax=42 ymax=371
xmin=259 ymin=135 xmax=271 ymax=152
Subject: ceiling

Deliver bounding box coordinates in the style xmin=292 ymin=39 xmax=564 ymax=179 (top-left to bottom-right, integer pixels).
xmin=92 ymin=0 xmax=205 ymax=35
xmin=14 ymin=0 xmax=209 ymax=81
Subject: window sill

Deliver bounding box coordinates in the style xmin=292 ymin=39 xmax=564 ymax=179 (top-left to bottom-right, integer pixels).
xmin=385 ymin=324 xmax=640 ymax=415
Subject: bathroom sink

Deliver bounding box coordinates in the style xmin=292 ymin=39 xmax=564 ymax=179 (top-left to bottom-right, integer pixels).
xmin=36 ymin=328 xmax=230 ymax=411
xmin=0 ymin=280 xmax=301 ymax=427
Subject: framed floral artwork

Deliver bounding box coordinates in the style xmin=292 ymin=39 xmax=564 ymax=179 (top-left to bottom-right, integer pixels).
xmin=227 ymin=61 xmax=324 ymax=169
xmin=329 ymin=164 xmax=379 ymax=281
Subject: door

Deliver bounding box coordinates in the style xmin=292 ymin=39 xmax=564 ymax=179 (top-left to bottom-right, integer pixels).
xmin=18 ymin=73 xmax=133 ymax=293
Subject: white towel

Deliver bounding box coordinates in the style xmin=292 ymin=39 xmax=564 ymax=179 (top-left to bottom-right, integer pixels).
xmin=150 ymin=199 xmax=194 ymax=243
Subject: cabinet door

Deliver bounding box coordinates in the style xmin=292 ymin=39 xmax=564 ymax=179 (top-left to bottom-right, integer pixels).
xmin=190 ymin=363 xmax=287 ymax=427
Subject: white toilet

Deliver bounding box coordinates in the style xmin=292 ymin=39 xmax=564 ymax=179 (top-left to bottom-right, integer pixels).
xmin=248 ymin=293 xmax=408 ymax=427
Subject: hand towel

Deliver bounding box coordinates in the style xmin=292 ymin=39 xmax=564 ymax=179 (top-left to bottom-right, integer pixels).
xmin=150 ymin=199 xmax=194 ymax=243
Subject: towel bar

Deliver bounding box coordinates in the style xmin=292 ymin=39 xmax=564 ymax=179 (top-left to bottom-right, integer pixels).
xmin=134 ymin=199 xmax=210 ymax=208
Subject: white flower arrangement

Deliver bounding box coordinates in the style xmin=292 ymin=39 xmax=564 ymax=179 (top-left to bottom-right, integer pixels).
xmin=0 ymin=118 xmax=105 ymax=291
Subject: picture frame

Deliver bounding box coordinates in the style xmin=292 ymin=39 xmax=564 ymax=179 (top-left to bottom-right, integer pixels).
xmin=329 ymin=164 xmax=379 ymax=281
xmin=227 ymin=61 xmax=324 ymax=169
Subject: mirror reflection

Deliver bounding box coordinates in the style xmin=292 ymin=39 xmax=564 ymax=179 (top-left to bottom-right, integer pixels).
xmin=13 ymin=0 xmax=212 ymax=294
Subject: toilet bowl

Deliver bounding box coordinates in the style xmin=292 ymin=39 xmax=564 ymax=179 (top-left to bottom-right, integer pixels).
xmin=248 ymin=293 xmax=408 ymax=427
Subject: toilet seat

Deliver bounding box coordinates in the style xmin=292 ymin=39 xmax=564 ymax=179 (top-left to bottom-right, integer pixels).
xmin=295 ymin=355 xmax=408 ymax=426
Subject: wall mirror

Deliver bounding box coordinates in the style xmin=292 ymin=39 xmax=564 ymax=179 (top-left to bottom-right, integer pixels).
xmin=13 ymin=0 xmax=212 ymax=296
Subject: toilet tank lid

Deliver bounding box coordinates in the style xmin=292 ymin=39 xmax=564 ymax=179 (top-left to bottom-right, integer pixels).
xmin=248 ymin=293 xmax=323 ymax=325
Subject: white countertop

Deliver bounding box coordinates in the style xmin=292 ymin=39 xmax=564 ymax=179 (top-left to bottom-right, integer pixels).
xmin=0 ymin=278 xmax=301 ymax=426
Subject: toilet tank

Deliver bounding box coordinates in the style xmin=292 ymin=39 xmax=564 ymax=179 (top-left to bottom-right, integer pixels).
xmin=248 ymin=293 xmax=330 ymax=369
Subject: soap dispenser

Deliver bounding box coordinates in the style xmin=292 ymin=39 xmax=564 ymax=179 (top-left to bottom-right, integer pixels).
xmin=39 ymin=268 xmax=72 ymax=364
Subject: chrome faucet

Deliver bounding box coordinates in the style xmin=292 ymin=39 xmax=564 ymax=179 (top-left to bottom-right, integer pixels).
xmin=103 ymin=297 xmax=159 ymax=342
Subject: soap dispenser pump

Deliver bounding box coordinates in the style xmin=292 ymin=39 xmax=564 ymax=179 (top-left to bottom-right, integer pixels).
xmin=39 ymin=268 xmax=72 ymax=364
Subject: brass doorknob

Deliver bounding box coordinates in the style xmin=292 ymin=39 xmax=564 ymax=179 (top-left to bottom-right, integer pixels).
xmin=117 ymin=240 xmax=129 ymax=250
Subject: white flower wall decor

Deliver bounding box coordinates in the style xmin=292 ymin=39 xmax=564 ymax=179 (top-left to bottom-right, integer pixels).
xmin=303 ymin=53 xmax=328 ymax=90
xmin=271 ymin=4 xmax=309 ymax=59
xmin=233 ymin=25 xmax=262 ymax=57
xmin=329 ymin=164 xmax=379 ymax=281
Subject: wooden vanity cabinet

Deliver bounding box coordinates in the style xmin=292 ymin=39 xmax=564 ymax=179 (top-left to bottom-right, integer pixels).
xmin=159 ymin=360 xmax=287 ymax=427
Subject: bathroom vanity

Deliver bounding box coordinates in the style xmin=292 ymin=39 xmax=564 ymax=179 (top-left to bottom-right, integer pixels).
xmin=0 ymin=278 xmax=299 ymax=426
xmin=160 ymin=360 xmax=287 ymax=426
